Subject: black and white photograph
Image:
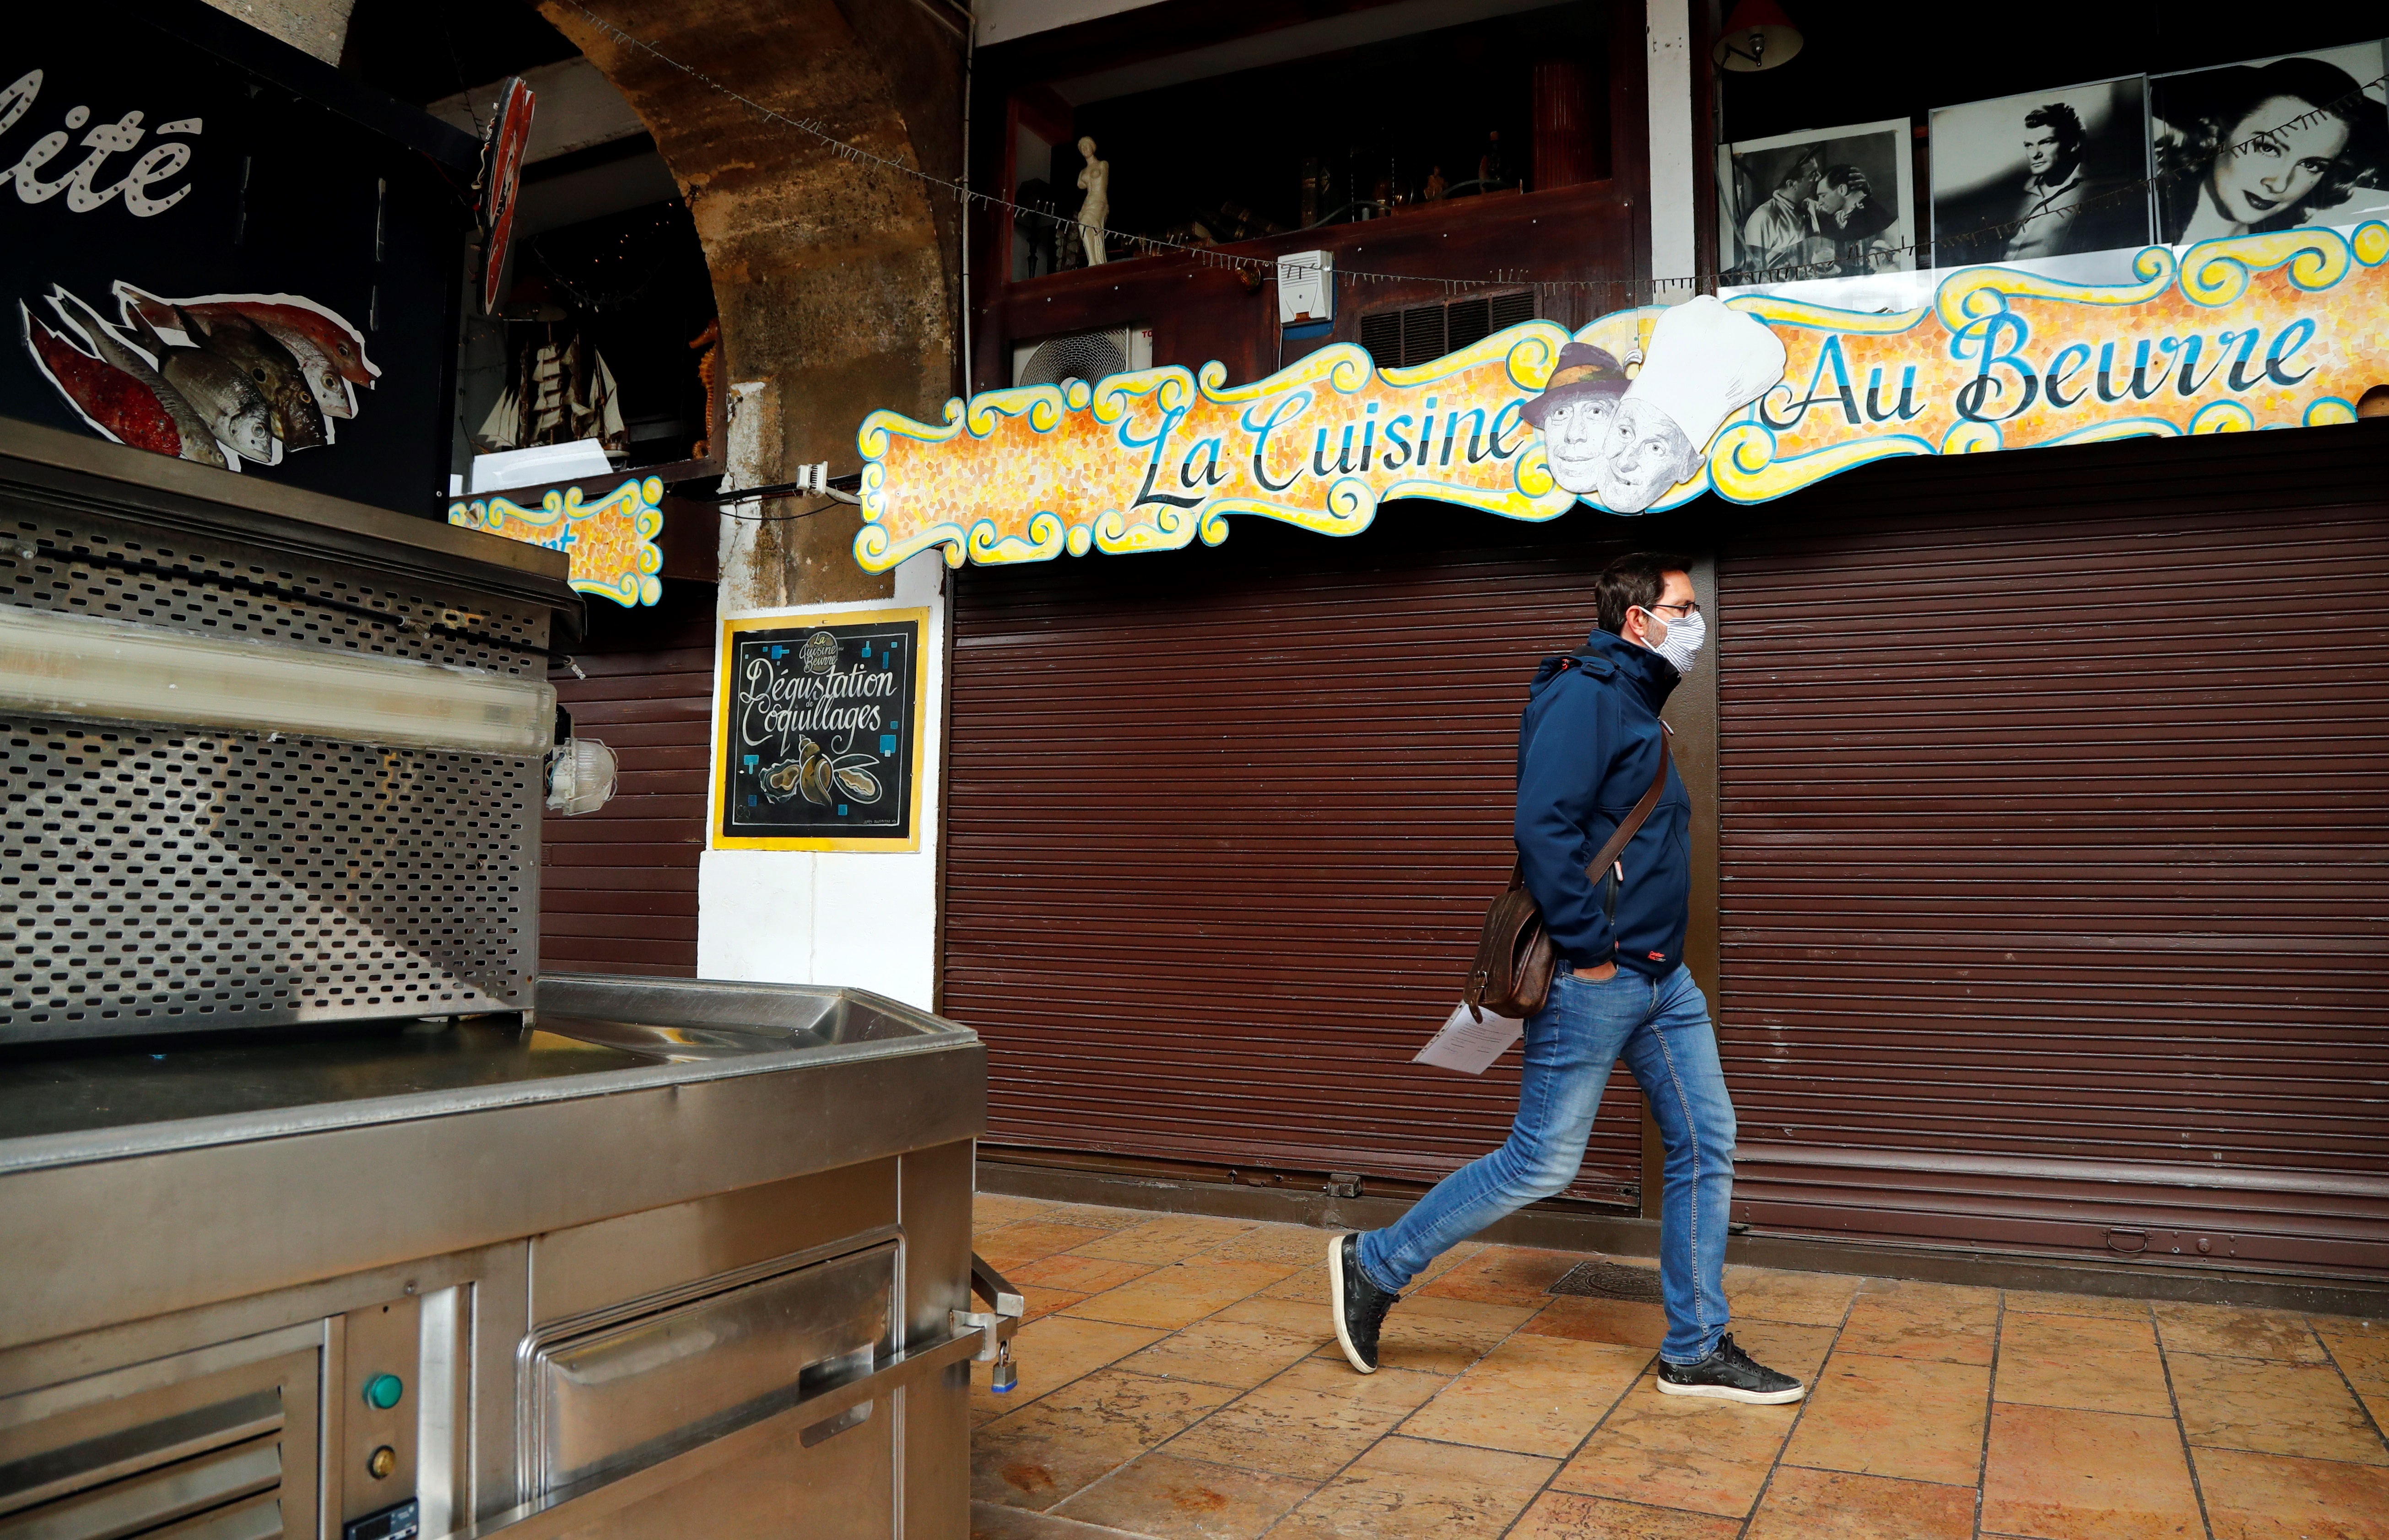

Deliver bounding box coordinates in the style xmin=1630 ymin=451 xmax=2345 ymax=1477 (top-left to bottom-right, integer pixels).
xmin=2151 ymin=42 xmax=2389 ymax=242
xmin=1717 ymin=118 xmax=1914 ymax=281
xmin=1931 ymin=77 xmax=2154 ymax=267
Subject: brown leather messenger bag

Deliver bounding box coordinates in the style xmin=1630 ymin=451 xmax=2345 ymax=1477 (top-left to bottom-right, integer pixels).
xmin=1463 ymin=727 xmax=1671 ymax=1022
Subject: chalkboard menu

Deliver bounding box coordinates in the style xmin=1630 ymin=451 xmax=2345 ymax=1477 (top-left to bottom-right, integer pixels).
xmin=713 ymin=608 xmax=926 ymax=850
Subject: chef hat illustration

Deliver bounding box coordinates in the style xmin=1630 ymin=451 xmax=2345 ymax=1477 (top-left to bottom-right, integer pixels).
xmin=1619 ymin=295 xmax=1788 ymax=452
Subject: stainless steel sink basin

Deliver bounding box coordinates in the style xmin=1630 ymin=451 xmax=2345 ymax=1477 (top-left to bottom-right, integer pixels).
xmin=536 ymin=973 xmax=962 ymax=1063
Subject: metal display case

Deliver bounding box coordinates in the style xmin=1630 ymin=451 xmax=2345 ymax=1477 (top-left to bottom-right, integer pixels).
xmin=0 ymin=429 xmax=1008 ymax=1538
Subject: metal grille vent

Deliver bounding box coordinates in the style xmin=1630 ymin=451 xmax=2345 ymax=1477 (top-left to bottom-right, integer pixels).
xmin=1360 ymin=290 xmax=1536 ymax=368
xmin=3 ymin=716 xmax=539 ymax=1034
xmin=0 ymin=514 xmax=547 ymax=677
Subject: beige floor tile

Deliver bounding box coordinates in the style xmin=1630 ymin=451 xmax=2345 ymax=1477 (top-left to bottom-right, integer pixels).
xmin=1115 ymin=1317 xmax=1324 ymax=1390
xmin=1053 ymin=1451 xmax=1316 ymax=1539
xmin=1165 ymin=1358 xmax=1446 ymax=1481
xmin=2152 ymin=1301 xmax=2325 ymax=1363
xmin=1745 ymin=1465 xmax=1977 ymax=1540
xmin=974 ymin=1194 xmax=1060 ymax=1228
xmin=1011 ymin=1254 xmax=1161 ymax=1295
xmin=1416 ymin=1242 xmax=1492 ymax=1284
xmin=1074 ymin=1216 xmax=1258 ymax=1265
xmin=2315 ymin=1316 xmax=2389 ymax=1392
xmin=1063 ymin=1262 xmax=1298 ymax=1331
xmin=1261 ymin=1267 xmax=1329 ymax=1303
xmin=1782 ymin=1351 xmax=1990 ymax=1486
xmin=1416 ymin=1245 xmax=1589 ymax=1306
xmin=1206 ymin=1223 xmax=1336 ymax=1266
xmin=1399 ymin=1333 xmax=1650 ymax=1458
xmin=974 ymin=1369 xmax=1241 ymax=1512
xmin=1022 ymin=1286 xmax=1091 ymax=1324
xmin=973 ymin=1315 xmax=1169 ymax=1415
xmin=1268 ymin=1434 xmax=1556 ymax=1539
xmin=1725 ymin=1265 xmax=1862 ymax=1327
xmin=1507 ymin=1490 xmax=1743 ymax=1540
xmin=1834 ymin=1291 xmax=1999 ymax=1365
xmin=970 ymin=1498 xmax=1160 ymax=1538
xmin=1729 ymin=1321 xmax=1840 ymax=1386
xmin=2169 ymin=1350 xmax=2389 ymax=1465
xmin=1309 ymin=1294 xmax=1537 ymax=1376
xmin=1026 ymin=1202 xmax=1159 ymax=1230
xmin=1980 ymin=1402 xmax=2202 ymax=1540
xmin=982 ymin=1222 xmax=1134 ymax=1269
xmin=1996 ymin=1313 xmax=2172 ymax=1418
xmin=1522 ymin=1296 xmax=1669 ymax=1350
xmin=1855 ymin=1277 xmax=2002 ymax=1309
xmin=2194 ymin=1445 xmax=2389 ymax=1540
xmin=2004 ymin=1289 xmax=2153 ymax=1322
xmin=1211 ymin=1295 xmax=1334 ymax=1342
xmin=1553 ymin=1371 xmax=1801 ymax=1518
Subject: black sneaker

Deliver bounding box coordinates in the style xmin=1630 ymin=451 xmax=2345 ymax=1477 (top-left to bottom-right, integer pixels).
xmin=1655 ymin=1333 xmax=1807 ymax=1405
xmin=1328 ymin=1233 xmax=1398 ymax=1375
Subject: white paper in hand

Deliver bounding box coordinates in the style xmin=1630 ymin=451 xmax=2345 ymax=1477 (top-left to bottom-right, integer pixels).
xmin=1413 ymin=1002 xmax=1524 ymax=1075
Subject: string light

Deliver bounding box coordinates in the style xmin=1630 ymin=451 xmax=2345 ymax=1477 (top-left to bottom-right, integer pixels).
xmin=555 ymin=1 xmax=2384 ymax=305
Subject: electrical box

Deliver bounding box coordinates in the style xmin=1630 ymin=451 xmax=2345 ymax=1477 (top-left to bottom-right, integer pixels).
xmin=1278 ymin=251 xmax=1334 ymax=325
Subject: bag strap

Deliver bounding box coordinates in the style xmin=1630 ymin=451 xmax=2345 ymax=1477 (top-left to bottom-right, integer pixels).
xmin=1503 ymin=726 xmax=1673 ymax=891
xmin=1584 ymin=727 xmax=1671 ymax=883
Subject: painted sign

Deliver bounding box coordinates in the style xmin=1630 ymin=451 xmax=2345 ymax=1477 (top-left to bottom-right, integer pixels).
xmin=4 ymin=14 xmax=469 ymax=515
xmin=448 ymin=475 xmax=666 ymax=607
xmin=854 ymin=223 xmax=2389 ymax=571
xmin=711 ymin=608 xmax=927 ymax=851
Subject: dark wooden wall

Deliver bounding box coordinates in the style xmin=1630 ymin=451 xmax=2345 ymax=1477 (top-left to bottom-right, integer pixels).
xmin=540 ymin=579 xmax=717 ymax=977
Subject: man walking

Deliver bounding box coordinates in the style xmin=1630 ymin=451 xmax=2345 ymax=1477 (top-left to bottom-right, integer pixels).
xmin=1328 ymin=553 xmax=1804 ymax=1405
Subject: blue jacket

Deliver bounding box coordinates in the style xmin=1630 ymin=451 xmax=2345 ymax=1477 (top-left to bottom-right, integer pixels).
xmin=1514 ymin=629 xmax=1691 ymax=977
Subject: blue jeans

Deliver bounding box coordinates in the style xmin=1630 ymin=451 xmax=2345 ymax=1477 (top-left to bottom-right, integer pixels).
xmin=1357 ymin=964 xmax=1736 ymax=1365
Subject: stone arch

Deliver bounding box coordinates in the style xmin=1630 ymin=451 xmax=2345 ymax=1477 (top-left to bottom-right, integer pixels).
xmin=535 ymin=0 xmax=964 ymax=606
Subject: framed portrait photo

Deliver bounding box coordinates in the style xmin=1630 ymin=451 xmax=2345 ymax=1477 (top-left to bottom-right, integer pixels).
xmin=2151 ymin=41 xmax=2389 ymax=244
xmin=1931 ymin=76 xmax=2154 ymax=267
xmin=1718 ymin=118 xmax=1916 ymax=282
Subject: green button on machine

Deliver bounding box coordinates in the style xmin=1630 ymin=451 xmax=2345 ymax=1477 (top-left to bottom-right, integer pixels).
xmin=362 ymin=1373 xmax=405 ymax=1411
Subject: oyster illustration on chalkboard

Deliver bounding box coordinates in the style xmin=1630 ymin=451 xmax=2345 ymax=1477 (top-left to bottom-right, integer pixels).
xmin=758 ymin=737 xmax=884 ymax=807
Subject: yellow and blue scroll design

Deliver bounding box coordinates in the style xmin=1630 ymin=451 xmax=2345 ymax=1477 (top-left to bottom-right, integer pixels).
xmin=855 ymin=224 xmax=2389 ymax=571
xmin=449 ymin=475 xmax=666 ymax=607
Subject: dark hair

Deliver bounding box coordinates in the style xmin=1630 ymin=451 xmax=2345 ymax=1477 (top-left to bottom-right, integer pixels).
xmin=2157 ymin=59 xmax=2385 ymax=237
xmin=1823 ymin=163 xmax=1866 ymax=191
xmin=2022 ymin=101 xmax=2086 ymax=155
xmin=1598 ymin=553 xmax=1693 ymax=634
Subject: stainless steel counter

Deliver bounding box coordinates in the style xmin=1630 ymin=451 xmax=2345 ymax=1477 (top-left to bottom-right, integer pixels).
xmin=0 ymin=976 xmax=995 ymax=1540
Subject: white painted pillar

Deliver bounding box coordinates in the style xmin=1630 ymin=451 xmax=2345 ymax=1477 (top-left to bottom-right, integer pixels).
xmin=1646 ymin=0 xmax=1699 ymax=300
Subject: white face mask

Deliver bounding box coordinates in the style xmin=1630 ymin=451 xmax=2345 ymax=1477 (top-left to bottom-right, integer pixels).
xmin=1638 ymin=607 xmax=1707 ymax=675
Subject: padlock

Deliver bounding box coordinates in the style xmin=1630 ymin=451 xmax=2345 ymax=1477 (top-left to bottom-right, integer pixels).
xmin=990 ymin=1340 xmax=1018 ymax=1394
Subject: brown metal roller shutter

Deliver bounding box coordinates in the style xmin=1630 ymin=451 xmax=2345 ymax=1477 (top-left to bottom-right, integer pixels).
xmin=946 ymin=513 xmax=1649 ymax=1201
xmin=541 ymin=581 xmax=715 ymax=977
xmin=1716 ymin=423 xmax=2389 ymax=1279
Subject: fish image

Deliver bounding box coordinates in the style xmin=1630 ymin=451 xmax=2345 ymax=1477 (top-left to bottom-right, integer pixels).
xmin=115 ymin=285 xmax=363 ymax=419
xmin=120 ymin=305 xmax=277 ymax=465
xmin=757 ymin=739 xmax=886 ymax=807
xmin=41 ymin=289 xmax=227 ymax=468
xmin=178 ymin=306 xmax=326 ymax=452
xmin=22 ymin=304 xmax=186 ymax=460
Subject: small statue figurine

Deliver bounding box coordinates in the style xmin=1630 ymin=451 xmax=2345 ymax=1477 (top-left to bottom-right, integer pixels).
xmin=1075 ymin=135 xmax=1110 ymax=267
xmin=1424 ymin=165 xmax=1448 ymax=202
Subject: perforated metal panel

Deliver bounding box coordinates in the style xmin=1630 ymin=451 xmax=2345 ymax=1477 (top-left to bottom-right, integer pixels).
xmin=0 ymin=510 xmax=547 ymax=676
xmin=0 ymin=487 xmax=556 ymax=1041
xmin=2 ymin=716 xmax=539 ymax=1037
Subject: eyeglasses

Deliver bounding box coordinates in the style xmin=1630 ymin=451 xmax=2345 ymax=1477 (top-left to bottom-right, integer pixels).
xmin=1650 ymin=600 xmax=1701 ymax=618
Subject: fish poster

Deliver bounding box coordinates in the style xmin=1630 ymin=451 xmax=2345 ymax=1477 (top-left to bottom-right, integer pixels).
xmin=1 ymin=14 xmax=466 ymax=514
xmin=854 ymin=223 xmax=2389 ymax=570
xmin=712 ymin=609 xmax=927 ymax=852
xmin=21 ymin=281 xmax=378 ymax=471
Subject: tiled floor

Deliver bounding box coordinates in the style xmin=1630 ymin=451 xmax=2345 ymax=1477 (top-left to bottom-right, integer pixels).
xmin=967 ymin=1194 xmax=2389 ymax=1540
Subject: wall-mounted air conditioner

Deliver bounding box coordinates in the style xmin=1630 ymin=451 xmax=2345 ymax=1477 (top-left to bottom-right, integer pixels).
xmin=1011 ymin=326 xmax=1153 ymax=388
